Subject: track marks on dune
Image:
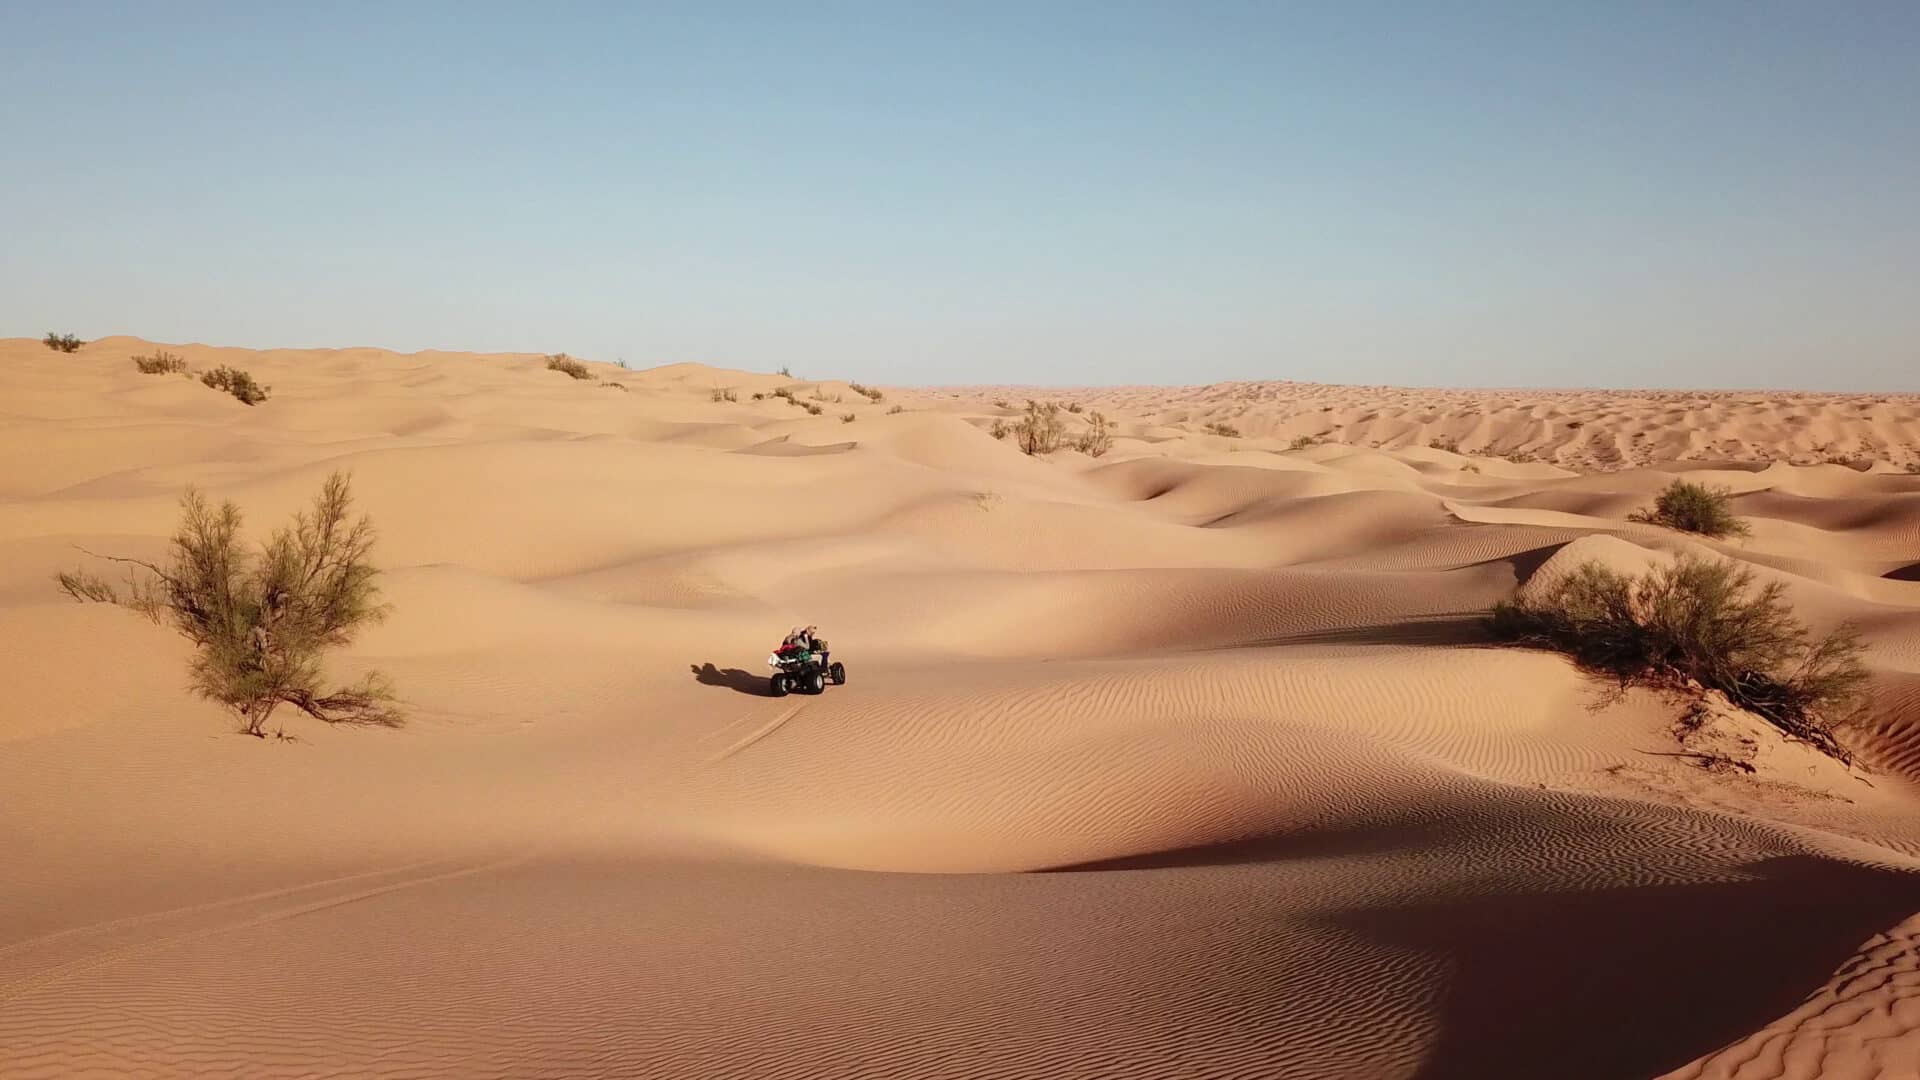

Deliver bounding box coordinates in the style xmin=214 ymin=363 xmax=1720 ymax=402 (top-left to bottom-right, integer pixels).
xmin=708 ymin=702 xmax=809 ymax=763
xmin=0 ymin=854 xmax=528 ymax=1007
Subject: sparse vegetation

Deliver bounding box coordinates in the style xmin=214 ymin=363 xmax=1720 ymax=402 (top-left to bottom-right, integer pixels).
xmin=849 ymin=382 xmax=885 ymax=403
xmin=1204 ymin=421 xmax=1241 ymax=438
xmin=545 ymin=353 xmax=592 ymax=380
xmin=600 ymin=381 xmax=628 ymax=392
xmin=840 ymin=412 xmax=856 ymax=423
xmin=711 ymin=387 xmax=738 ymax=403
xmin=778 ymin=366 xmax=792 ymax=377
xmin=804 ymin=403 xmax=823 ymax=416
xmin=887 ymin=404 xmax=905 ymax=415
xmin=132 ymin=351 xmax=188 ymax=375
xmin=200 ymin=365 xmax=270 ymax=405
xmin=1490 ymin=555 xmax=1867 ymax=762
xmin=989 ymin=418 xmax=1009 ymax=440
xmin=1073 ymin=411 xmax=1113 ymax=457
xmin=772 ymin=386 xmax=796 ymax=401
xmin=1430 ymin=435 xmax=1461 ymax=453
xmin=1065 ymin=402 xmax=1083 ymax=414
xmin=1504 ymin=449 xmax=1538 ymax=464
xmin=1289 ymin=435 xmax=1321 ymax=451
xmin=57 ymin=473 xmax=401 ymax=738
xmin=1014 ymin=399 xmax=1066 ymax=455
xmin=1629 ymin=479 xmax=1751 ymax=539
xmin=751 ymin=392 xmax=766 ymax=401
xmin=993 ymin=399 xmax=1009 ymax=410
xmin=43 ymin=332 xmax=83 ymax=353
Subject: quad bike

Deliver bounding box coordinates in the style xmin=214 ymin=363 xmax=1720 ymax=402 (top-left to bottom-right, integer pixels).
xmin=767 ymin=643 xmax=846 ymax=696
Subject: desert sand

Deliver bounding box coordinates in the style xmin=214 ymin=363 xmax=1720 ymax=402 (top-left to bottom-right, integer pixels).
xmin=3 ymin=335 xmax=1919 ymax=1079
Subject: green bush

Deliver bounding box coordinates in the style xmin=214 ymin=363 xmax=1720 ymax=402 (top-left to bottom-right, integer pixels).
xmin=1490 ymin=556 xmax=1866 ymax=761
xmin=43 ymin=332 xmax=83 ymax=353
xmin=201 ymin=365 xmax=270 ymax=405
xmin=57 ymin=473 xmax=401 ymax=737
xmin=133 ymin=351 xmax=188 ymax=375
xmin=1629 ymin=479 xmax=1750 ymax=538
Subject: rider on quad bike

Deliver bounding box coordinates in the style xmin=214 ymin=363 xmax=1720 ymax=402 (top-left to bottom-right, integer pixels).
xmin=768 ymin=625 xmax=846 ymax=696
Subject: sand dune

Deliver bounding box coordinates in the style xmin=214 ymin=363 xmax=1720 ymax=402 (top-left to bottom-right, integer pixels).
xmin=4 ymin=336 xmax=1920 ymax=1078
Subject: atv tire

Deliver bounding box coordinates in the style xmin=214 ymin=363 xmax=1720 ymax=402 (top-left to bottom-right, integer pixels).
xmin=828 ymin=662 xmax=846 ymax=686
xmin=804 ymin=670 xmax=826 ymax=695
xmin=769 ymin=674 xmax=790 ymax=697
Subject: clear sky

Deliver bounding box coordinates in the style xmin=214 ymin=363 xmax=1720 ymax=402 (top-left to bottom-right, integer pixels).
xmin=4 ymin=3 xmax=1916 ymax=389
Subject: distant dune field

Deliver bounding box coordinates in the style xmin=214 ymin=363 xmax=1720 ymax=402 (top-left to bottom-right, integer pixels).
xmin=4 ymin=336 xmax=1919 ymax=1079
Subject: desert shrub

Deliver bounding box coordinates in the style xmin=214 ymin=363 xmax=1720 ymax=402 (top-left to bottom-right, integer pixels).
xmin=200 ymin=365 xmax=270 ymax=405
xmin=849 ymin=382 xmax=884 ymax=402
xmin=751 ymin=392 xmax=766 ymax=400
xmin=887 ymin=404 xmax=904 ymax=415
xmin=992 ymin=399 xmax=1009 ymax=410
xmin=1065 ymin=402 xmax=1083 ymax=414
xmin=600 ymin=381 xmax=628 ymax=392
xmin=1288 ymin=435 xmax=1321 ymax=451
xmin=778 ymin=365 xmax=792 ymax=377
xmin=1906 ymin=461 xmax=1920 ymax=475
xmin=805 ymin=403 xmax=823 ymax=415
xmin=1505 ymin=449 xmax=1538 ymax=464
xmin=711 ymin=387 xmax=738 ymax=403
xmin=43 ymin=332 xmax=83 ymax=353
xmin=133 ymin=351 xmax=188 ymax=375
xmin=840 ymin=412 xmax=856 ymax=423
xmin=989 ymin=419 xmax=1009 ymax=440
xmin=1073 ymin=411 xmax=1114 ymax=457
xmin=545 ymin=353 xmax=592 ymax=380
xmin=1015 ymin=399 xmax=1065 ymax=455
xmin=56 ymin=473 xmax=401 ymax=737
xmin=1490 ymin=556 xmax=1866 ymax=761
xmin=1629 ymin=479 xmax=1750 ymax=538
xmin=772 ymin=386 xmax=796 ymax=400
xmin=1430 ymin=435 xmax=1460 ymax=453
xmin=1204 ymin=421 xmax=1241 ymax=438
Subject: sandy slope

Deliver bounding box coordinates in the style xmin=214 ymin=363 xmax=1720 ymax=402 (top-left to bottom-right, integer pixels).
xmin=3 ymin=336 xmax=1920 ymax=1079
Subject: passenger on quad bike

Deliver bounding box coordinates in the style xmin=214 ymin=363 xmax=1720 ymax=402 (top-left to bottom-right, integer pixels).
xmin=768 ymin=625 xmax=845 ymax=696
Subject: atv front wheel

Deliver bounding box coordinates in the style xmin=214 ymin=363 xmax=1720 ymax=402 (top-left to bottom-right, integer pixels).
xmin=828 ymin=662 xmax=846 ymax=686
xmin=804 ymin=670 xmax=826 ymax=694
xmin=769 ymin=674 xmax=790 ymax=697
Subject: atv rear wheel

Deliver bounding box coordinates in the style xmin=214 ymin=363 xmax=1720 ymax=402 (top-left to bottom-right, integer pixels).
xmin=828 ymin=662 xmax=846 ymax=686
xmin=804 ymin=670 xmax=826 ymax=694
xmin=769 ymin=674 xmax=790 ymax=697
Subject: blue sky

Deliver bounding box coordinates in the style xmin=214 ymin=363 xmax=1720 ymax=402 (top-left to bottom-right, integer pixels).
xmin=3 ymin=2 xmax=1915 ymax=388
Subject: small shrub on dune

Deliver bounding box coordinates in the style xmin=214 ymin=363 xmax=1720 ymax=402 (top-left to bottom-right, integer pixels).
xmin=804 ymin=403 xmax=823 ymax=416
xmin=772 ymin=386 xmax=796 ymax=401
xmin=1015 ymin=399 xmax=1065 ymax=455
xmin=1065 ymin=402 xmax=1084 ymax=414
xmin=1073 ymin=410 xmax=1113 ymax=457
xmin=43 ymin=332 xmax=83 ymax=353
xmin=887 ymin=404 xmax=904 ymax=415
xmin=849 ymin=382 xmax=884 ymax=403
xmin=57 ymin=473 xmax=401 ymax=738
xmin=1288 ymin=435 xmax=1321 ymax=451
xmin=992 ymin=399 xmax=1009 ymax=410
xmin=1629 ymin=479 xmax=1750 ymax=539
xmin=545 ymin=353 xmax=592 ymax=380
xmin=1490 ymin=556 xmax=1866 ymax=761
xmin=1204 ymin=421 xmax=1241 ymax=438
xmin=710 ymin=387 xmax=738 ymax=403
xmin=600 ymin=380 xmax=629 ymax=392
xmin=200 ymin=365 xmax=270 ymax=405
xmin=1430 ymin=435 xmax=1461 ymax=453
xmin=751 ymin=392 xmax=766 ymax=401
xmin=133 ymin=351 xmax=188 ymax=375
xmin=778 ymin=365 xmax=792 ymax=377
xmin=989 ymin=418 xmax=1009 ymax=440
xmin=840 ymin=412 xmax=856 ymax=423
